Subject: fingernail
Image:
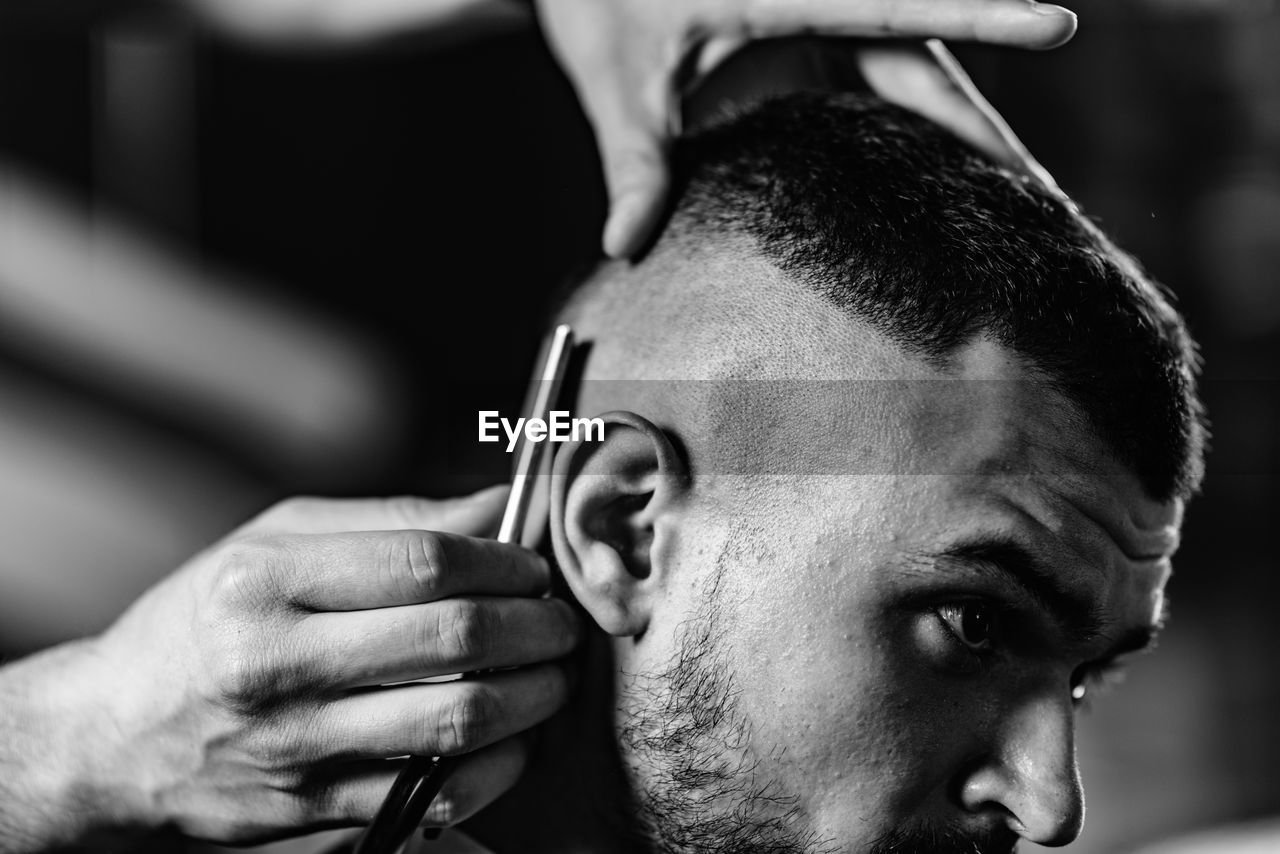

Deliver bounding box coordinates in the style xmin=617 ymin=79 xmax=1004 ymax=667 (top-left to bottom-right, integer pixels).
xmin=1023 ymin=3 xmax=1077 ymax=48
xmin=603 ymin=209 xmax=636 ymax=259
xmin=606 ymin=186 xmax=657 ymax=259
xmin=1031 ymin=2 xmax=1075 ymax=17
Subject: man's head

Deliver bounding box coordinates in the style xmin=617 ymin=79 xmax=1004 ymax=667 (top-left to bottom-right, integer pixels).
xmin=544 ymin=93 xmax=1205 ymax=853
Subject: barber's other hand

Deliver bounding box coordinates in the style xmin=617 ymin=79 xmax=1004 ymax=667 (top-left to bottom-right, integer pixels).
xmin=19 ymin=487 xmax=578 ymax=846
xmin=532 ymin=0 xmax=1078 ymax=258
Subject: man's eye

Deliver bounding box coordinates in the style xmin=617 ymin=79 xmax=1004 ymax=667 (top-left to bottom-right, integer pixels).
xmin=936 ymin=602 xmax=998 ymax=651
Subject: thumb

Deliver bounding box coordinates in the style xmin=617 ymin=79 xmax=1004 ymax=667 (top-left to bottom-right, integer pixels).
xmin=534 ymin=0 xmax=674 ymax=258
xmin=859 ymin=41 xmax=1068 ymax=202
xmin=237 ymin=484 xmax=511 ymax=537
xmin=580 ymin=67 xmax=675 ymax=259
xmin=600 ymin=132 xmax=670 ymax=259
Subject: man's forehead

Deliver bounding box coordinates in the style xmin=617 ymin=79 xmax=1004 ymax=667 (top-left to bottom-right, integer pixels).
xmin=581 ymin=252 xmax=1183 ymax=561
xmin=878 ymin=353 xmax=1178 ymax=567
xmin=703 ymin=334 xmax=1183 ymax=569
xmin=921 ymin=340 xmax=1182 ymax=558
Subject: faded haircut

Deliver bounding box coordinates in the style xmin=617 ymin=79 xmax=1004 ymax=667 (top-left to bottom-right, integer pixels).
xmin=655 ymin=92 xmax=1207 ymax=501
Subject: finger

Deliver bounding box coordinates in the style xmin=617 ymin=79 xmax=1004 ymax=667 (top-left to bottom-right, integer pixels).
xmin=315 ymin=737 xmax=528 ymax=828
xmin=738 ymin=0 xmax=1077 ymax=51
xmin=694 ymin=34 xmax=749 ymax=78
xmin=684 ymin=37 xmax=870 ymax=131
xmin=857 ymin=42 xmax=1014 ymax=162
xmin=921 ymin=39 xmax=1069 ymax=201
xmin=571 ymin=57 xmax=674 ymax=258
xmin=300 ymin=596 xmax=581 ymax=688
xmin=416 ymin=736 xmax=528 ymax=827
xmin=858 ymin=41 xmax=1065 ymax=199
xmin=602 ymin=141 xmax=670 ymax=259
xmin=250 ymin=529 xmax=550 ymax=610
xmin=321 ymin=665 xmax=569 ymax=760
xmin=239 ymin=485 xmax=509 ymax=537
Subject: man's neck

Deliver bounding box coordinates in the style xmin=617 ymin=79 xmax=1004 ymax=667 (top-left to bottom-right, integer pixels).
xmin=463 ymin=632 xmax=645 ymax=854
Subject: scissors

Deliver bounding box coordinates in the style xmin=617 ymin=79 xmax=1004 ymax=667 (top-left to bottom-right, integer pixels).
xmin=351 ymin=324 xmax=576 ymax=854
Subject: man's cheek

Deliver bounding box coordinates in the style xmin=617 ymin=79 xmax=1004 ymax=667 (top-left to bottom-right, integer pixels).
xmin=735 ymin=615 xmax=986 ymax=835
xmin=787 ymin=662 xmax=947 ymax=771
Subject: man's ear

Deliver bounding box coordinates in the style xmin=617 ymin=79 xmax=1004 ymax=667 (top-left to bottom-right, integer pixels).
xmin=549 ymin=410 xmax=688 ymax=638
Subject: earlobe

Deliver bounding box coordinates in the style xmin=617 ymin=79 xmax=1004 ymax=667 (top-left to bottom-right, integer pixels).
xmin=549 ymin=411 xmax=688 ymax=638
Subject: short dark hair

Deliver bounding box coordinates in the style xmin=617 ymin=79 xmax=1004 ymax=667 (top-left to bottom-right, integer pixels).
xmin=669 ymin=92 xmax=1206 ymax=500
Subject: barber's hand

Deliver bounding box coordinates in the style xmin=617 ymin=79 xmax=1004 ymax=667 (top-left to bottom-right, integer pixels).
xmin=532 ymin=0 xmax=1078 ymax=258
xmin=40 ymin=487 xmax=579 ymax=845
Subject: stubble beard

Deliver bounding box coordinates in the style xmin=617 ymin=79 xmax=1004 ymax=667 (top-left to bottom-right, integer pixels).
xmin=615 ymin=564 xmax=837 ymax=854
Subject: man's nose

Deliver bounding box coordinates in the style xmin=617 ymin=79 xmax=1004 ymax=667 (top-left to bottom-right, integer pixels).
xmin=959 ymin=692 xmax=1085 ymax=847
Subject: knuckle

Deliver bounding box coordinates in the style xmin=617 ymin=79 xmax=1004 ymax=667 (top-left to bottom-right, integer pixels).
xmin=208 ymin=539 xmax=286 ymax=612
xmin=210 ymin=645 xmax=275 ymax=713
xmin=439 ymin=685 xmax=495 ymax=754
xmin=200 ymin=613 xmax=309 ymax=713
xmin=198 ymin=542 xmax=302 ymax=712
xmin=393 ymin=530 xmax=448 ymax=601
xmin=435 ymin=599 xmax=495 ymax=664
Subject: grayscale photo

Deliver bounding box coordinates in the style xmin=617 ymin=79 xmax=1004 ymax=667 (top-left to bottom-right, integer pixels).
xmin=0 ymin=2 xmax=1277 ymax=854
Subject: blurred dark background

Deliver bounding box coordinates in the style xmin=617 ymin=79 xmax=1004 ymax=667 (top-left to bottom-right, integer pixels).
xmin=0 ymin=1 xmax=1277 ymax=852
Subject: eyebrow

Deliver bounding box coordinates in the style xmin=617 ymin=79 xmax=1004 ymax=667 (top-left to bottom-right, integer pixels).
xmin=935 ymin=536 xmax=1135 ymax=650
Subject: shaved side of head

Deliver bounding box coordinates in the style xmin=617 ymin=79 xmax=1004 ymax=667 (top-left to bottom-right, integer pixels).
xmin=556 ymin=93 xmax=1205 ymax=500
